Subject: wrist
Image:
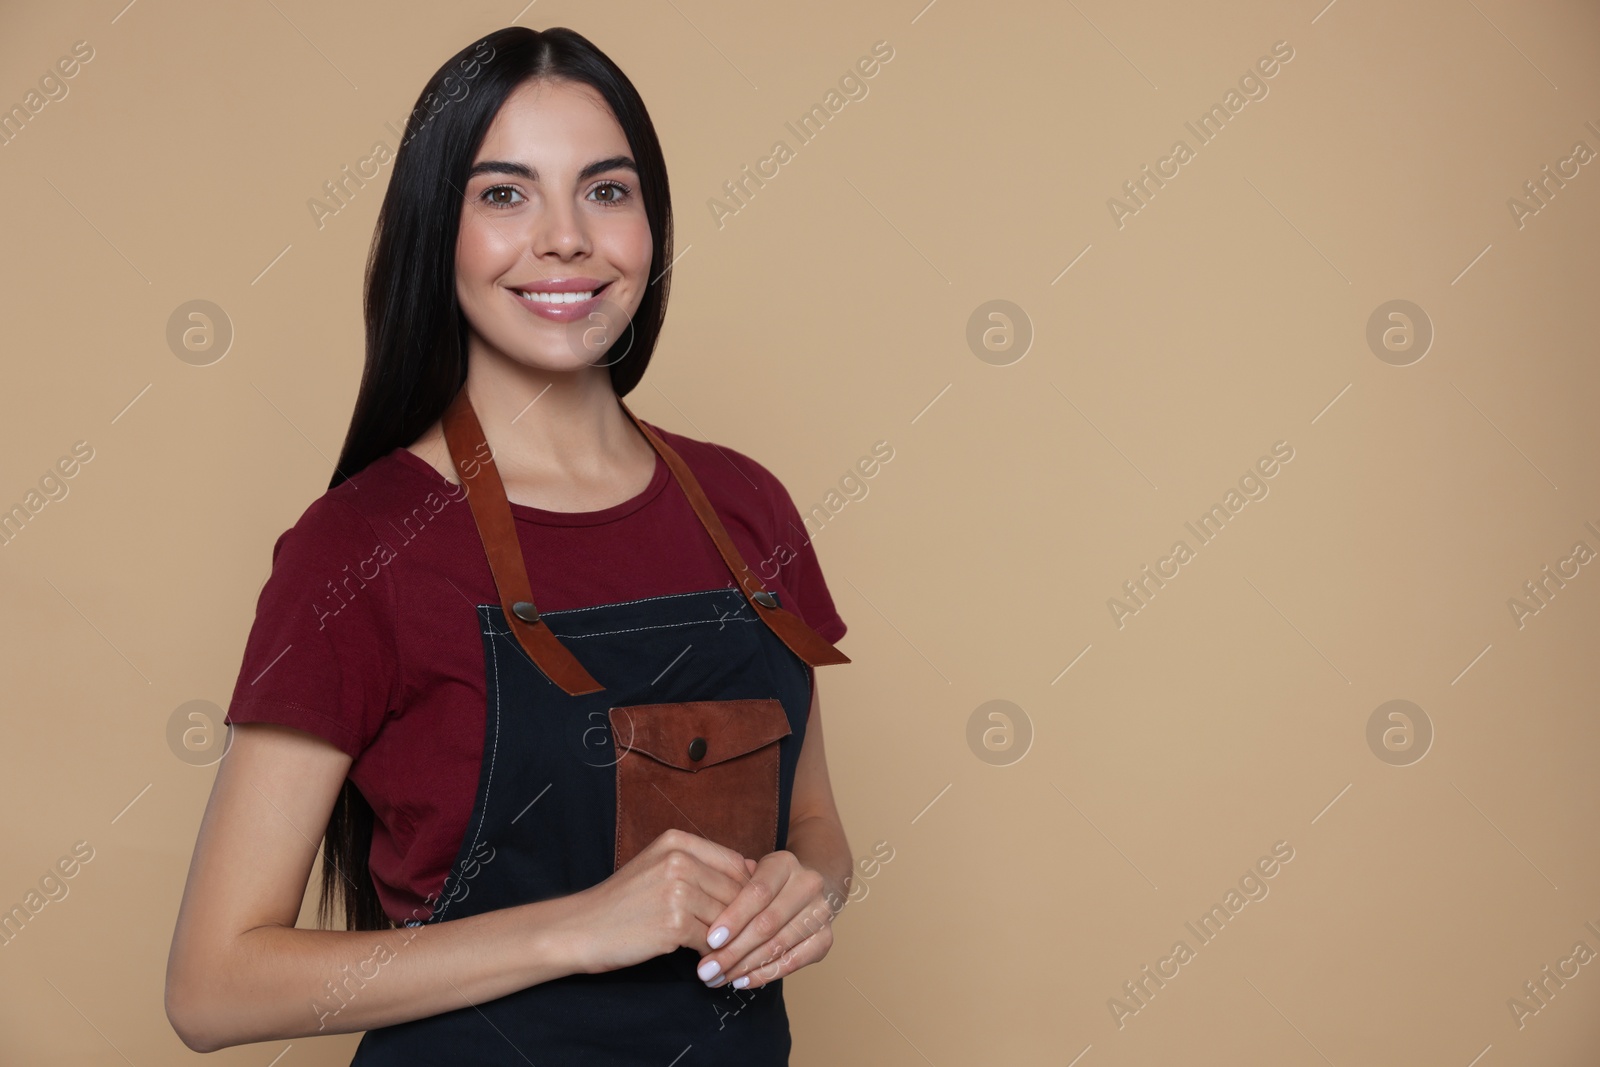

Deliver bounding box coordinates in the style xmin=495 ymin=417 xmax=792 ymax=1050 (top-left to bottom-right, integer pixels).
xmin=526 ymin=890 xmax=597 ymax=979
xmin=821 ymin=870 xmax=851 ymax=917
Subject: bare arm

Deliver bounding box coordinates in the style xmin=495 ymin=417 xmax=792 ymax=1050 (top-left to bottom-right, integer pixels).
xmin=164 ymin=723 xmax=750 ymax=1052
xmin=785 ymin=676 xmax=854 ymax=910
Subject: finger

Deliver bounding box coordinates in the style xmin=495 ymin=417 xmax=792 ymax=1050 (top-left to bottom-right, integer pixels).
xmin=702 ymin=859 xmax=823 ymax=972
xmin=690 ymin=862 xmax=749 ymax=908
xmin=699 ymin=853 xmax=791 ymax=958
xmin=673 ymin=881 xmax=752 ymax=954
xmin=648 ymin=828 xmax=753 ymax=887
xmin=722 ymin=921 xmax=833 ymax=991
xmin=720 ymin=881 xmax=833 ymax=987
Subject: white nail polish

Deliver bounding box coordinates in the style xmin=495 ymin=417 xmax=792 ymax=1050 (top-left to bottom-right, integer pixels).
xmin=732 ymin=975 xmax=749 ymax=989
xmin=708 ymin=925 xmax=730 ymax=949
xmin=697 ymin=958 xmax=721 ymax=981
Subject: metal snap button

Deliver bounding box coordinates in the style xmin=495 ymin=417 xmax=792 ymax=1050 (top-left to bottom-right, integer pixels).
xmin=511 ymin=601 xmax=540 ymax=623
xmin=752 ymin=590 xmax=778 ymax=608
xmin=687 ymin=736 xmax=708 ymax=761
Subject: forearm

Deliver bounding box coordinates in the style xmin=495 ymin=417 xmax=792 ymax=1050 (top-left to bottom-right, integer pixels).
xmin=169 ymin=890 xmax=593 ymax=1052
xmin=786 ymin=812 xmax=853 ymax=916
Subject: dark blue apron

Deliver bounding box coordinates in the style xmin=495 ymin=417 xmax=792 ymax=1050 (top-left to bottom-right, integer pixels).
xmin=349 ymin=390 xmax=849 ymax=1066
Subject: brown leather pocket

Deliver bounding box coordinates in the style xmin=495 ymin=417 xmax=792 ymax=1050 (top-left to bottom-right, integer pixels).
xmin=609 ymin=699 xmax=792 ymax=871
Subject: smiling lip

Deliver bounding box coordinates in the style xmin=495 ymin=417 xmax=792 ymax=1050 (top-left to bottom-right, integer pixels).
xmin=509 ymin=278 xmax=613 ymax=323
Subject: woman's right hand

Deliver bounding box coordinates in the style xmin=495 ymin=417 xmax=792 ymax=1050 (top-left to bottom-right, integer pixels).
xmin=567 ymin=828 xmax=759 ymax=974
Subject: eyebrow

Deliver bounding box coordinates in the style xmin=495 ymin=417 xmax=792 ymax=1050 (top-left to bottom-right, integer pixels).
xmin=467 ymin=156 xmax=637 ymax=183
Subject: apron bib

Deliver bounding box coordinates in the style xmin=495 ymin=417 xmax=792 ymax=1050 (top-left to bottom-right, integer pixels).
xmin=349 ymin=390 xmax=849 ymax=1066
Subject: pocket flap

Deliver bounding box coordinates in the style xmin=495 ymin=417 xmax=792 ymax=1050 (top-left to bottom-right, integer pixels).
xmin=608 ymin=698 xmax=791 ymax=772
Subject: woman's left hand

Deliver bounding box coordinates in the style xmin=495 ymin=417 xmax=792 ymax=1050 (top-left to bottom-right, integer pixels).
xmin=694 ymin=850 xmax=838 ymax=991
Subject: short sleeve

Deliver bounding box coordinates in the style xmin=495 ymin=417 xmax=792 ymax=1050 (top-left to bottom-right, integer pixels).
xmin=223 ymin=494 xmax=399 ymax=758
xmin=760 ymin=466 xmax=847 ymax=646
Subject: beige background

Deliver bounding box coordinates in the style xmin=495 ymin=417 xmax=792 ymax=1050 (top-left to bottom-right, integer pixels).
xmin=2 ymin=0 xmax=1598 ymax=1063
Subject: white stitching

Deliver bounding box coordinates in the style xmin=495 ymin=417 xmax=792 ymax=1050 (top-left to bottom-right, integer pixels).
xmin=558 ymin=617 xmax=761 ymax=641
xmin=538 ymin=587 xmax=748 ymax=618
xmin=445 ymin=592 xmax=777 ymax=914
xmin=476 ymin=604 xmax=761 ymax=642
xmin=433 ymin=606 xmax=501 ymax=923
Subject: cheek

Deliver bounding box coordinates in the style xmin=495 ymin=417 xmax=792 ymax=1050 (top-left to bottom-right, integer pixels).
xmin=599 ymin=213 xmax=654 ymax=277
xmin=455 ymin=214 xmax=521 ymax=291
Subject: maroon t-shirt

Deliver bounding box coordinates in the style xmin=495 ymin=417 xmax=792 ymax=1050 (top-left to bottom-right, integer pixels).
xmin=223 ymin=422 xmax=847 ymax=922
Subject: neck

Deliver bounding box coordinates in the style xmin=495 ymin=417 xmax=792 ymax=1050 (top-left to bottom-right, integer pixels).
xmin=460 ymin=347 xmax=644 ymax=480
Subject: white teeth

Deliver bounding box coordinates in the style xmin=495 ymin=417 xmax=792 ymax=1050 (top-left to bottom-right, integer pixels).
xmin=517 ymin=289 xmax=597 ymax=304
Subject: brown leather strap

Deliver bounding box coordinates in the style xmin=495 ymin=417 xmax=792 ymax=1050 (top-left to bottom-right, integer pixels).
xmin=441 ymin=389 xmax=605 ymax=695
xmin=617 ymin=398 xmax=851 ymax=668
xmin=441 ymin=388 xmax=851 ymax=692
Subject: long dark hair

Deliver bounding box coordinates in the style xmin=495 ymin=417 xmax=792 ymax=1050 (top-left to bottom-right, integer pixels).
xmin=317 ymin=25 xmax=675 ymax=932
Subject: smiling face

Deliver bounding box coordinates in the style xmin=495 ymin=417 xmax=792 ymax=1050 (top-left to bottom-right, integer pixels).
xmin=455 ymin=77 xmax=653 ymax=379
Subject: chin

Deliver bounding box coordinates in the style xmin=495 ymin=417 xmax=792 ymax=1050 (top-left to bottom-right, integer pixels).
xmin=508 ymin=341 xmax=605 ymax=375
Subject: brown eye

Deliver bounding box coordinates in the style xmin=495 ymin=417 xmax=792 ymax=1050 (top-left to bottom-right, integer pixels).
xmin=590 ymin=180 xmax=631 ymax=206
xmin=481 ymin=185 xmax=524 ymax=207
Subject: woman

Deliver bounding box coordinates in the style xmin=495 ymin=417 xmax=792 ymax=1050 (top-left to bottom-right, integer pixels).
xmin=165 ymin=26 xmax=855 ymax=1065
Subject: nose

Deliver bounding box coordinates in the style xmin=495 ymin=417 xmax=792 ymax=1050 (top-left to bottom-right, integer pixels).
xmin=530 ymin=193 xmax=589 ymax=261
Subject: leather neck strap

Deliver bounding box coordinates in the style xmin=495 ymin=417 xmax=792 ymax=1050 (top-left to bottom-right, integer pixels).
xmin=441 ymin=388 xmax=850 ymax=696
xmin=615 ymin=396 xmax=851 ymax=670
